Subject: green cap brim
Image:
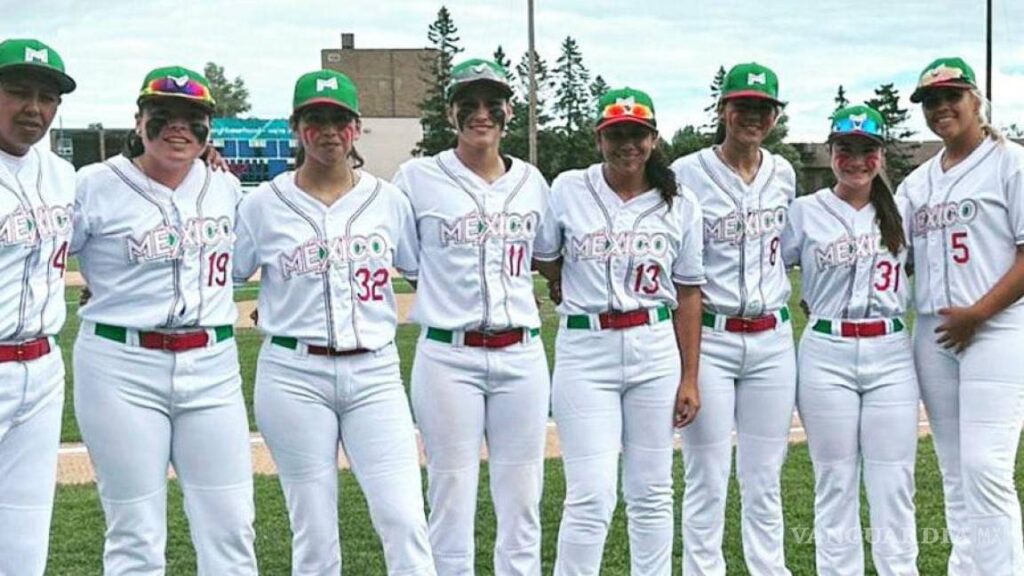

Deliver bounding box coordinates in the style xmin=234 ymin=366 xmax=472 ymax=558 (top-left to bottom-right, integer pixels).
xmin=0 ymin=63 xmax=76 ymax=93
xmin=910 ymin=80 xmax=974 ymax=103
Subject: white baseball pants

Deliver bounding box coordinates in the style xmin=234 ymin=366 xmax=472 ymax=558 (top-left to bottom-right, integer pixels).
xmin=915 ymin=311 xmax=1024 ymax=576
xmin=254 ymin=339 xmax=435 ymax=576
xmin=680 ymin=322 xmax=796 ymax=576
xmin=411 ymin=333 xmax=549 ymax=576
xmin=551 ymin=319 xmax=679 ymax=576
xmin=798 ymin=327 xmax=920 ymax=576
xmin=73 ymin=327 xmax=257 ymax=576
xmin=0 ymin=345 xmax=63 ymax=576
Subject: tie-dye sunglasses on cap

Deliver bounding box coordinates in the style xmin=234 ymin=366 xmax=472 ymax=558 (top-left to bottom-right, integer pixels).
xmin=829 ymin=104 xmax=885 ymax=144
xmin=595 ymin=87 xmax=657 ymax=130
xmin=137 ymin=65 xmax=215 ymax=111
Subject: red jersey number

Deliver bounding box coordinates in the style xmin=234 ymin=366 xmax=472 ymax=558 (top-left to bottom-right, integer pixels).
xmin=951 ymin=231 xmax=970 ymax=264
xmin=633 ymin=263 xmax=661 ymax=295
xmin=52 ymin=241 xmax=69 ymax=278
xmin=356 ymin=267 xmax=389 ymax=302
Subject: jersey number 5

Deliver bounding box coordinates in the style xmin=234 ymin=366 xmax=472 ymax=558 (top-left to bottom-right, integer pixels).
xmin=951 ymin=231 xmax=970 ymax=264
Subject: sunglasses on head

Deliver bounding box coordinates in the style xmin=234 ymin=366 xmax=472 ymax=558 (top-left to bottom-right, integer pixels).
xmin=921 ymin=88 xmax=966 ymax=109
xmin=147 ymin=77 xmax=211 ymax=100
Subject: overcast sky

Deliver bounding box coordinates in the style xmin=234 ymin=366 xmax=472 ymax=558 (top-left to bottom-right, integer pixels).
xmin=6 ymin=0 xmax=1023 ymax=142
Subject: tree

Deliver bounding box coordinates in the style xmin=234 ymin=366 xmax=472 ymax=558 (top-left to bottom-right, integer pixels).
xmin=701 ymin=66 xmax=727 ymax=136
xmin=203 ymin=62 xmax=251 ymax=118
xmin=666 ymin=125 xmax=710 ymax=161
xmin=1004 ymin=123 xmax=1024 ymax=138
xmin=763 ymin=112 xmax=803 ymax=187
xmin=413 ymin=6 xmax=463 ymax=156
xmin=834 ymin=85 xmax=849 ymax=113
xmin=589 ymin=75 xmax=609 ymax=101
xmin=492 ymin=45 xmax=511 ymax=73
xmin=552 ymin=36 xmax=591 ymax=132
xmin=866 ymin=83 xmax=918 ymax=185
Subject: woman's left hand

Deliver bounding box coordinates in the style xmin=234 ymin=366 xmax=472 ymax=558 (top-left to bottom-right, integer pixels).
xmin=674 ymin=376 xmax=701 ymax=428
xmin=935 ymin=305 xmax=986 ymax=353
xmin=201 ymin=145 xmax=231 ymax=172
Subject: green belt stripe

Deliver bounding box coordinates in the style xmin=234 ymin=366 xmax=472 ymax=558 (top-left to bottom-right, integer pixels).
xmin=426 ymin=327 xmax=540 ymax=344
xmin=566 ymin=306 xmax=672 ymax=331
xmin=94 ymin=323 xmax=234 ymax=344
xmin=812 ymin=318 xmax=905 ymax=336
xmin=271 ymin=336 xmax=298 ymax=349
xmin=702 ymin=305 xmax=791 ymax=330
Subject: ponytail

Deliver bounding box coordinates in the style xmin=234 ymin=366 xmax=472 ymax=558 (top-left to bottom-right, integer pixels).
xmin=869 ymin=173 xmax=906 ymax=256
xmin=645 ymin=145 xmax=677 ymax=210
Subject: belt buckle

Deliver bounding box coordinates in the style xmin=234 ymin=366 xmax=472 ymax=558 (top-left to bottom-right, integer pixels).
xmin=15 ymin=346 xmax=24 ymax=360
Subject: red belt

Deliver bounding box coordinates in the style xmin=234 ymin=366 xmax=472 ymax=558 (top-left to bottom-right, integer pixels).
xmin=598 ymin=309 xmax=652 ymax=330
xmin=724 ymin=315 xmax=778 ymax=333
xmin=840 ymin=321 xmax=888 ymax=338
xmin=463 ymin=329 xmax=525 ymax=348
xmin=0 ymin=338 xmax=52 ymax=363
xmin=307 ymin=345 xmax=371 ymax=357
xmin=139 ymin=331 xmax=209 ymax=352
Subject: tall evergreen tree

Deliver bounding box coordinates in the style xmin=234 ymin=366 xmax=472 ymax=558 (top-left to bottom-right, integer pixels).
xmin=701 ymin=65 xmax=727 ymax=135
xmin=552 ymin=36 xmax=592 ymax=132
xmin=413 ymin=6 xmax=463 ymax=156
xmin=866 ymin=83 xmax=918 ymax=185
xmin=589 ymin=75 xmax=609 ymax=101
xmin=492 ymin=45 xmax=511 ymax=73
xmin=834 ymin=84 xmax=850 ymax=113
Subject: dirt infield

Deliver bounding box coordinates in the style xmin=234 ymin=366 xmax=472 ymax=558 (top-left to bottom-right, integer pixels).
xmin=55 ymin=415 xmax=933 ymax=485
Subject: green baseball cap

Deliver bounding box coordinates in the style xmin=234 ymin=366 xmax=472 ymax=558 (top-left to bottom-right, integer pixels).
xmin=720 ymin=62 xmax=784 ymax=106
xmin=595 ymin=87 xmax=657 ymax=131
xmin=0 ymin=38 xmax=76 ymax=93
xmin=293 ymin=69 xmax=360 ymax=115
xmin=447 ymin=58 xmax=513 ymax=102
xmin=138 ymin=65 xmax=215 ymax=111
xmin=910 ymin=57 xmax=977 ymax=103
xmin=829 ymin=105 xmax=886 ymax=144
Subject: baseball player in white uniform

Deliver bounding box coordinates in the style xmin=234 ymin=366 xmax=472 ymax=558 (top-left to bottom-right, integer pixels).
xmin=670 ymin=62 xmax=797 ymax=576
xmin=900 ymin=57 xmax=1024 ymax=576
xmin=534 ymin=87 xmax=705 ymax=576
xmin=234 ymin=69 xmax=435 ymax=576
xmin=0 ymin=38 xmax=76 ymax=576
xmin=71 ymin=66 xmax=257 ymax=575
xmin=392 ymin=58 xmax=550 ymax=576
xmin=782 ymin=105 xmax=919 ymax=576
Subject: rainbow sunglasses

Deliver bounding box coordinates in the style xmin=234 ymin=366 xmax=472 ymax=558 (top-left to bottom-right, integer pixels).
xmin=595 ymin=88 xmax=657 ymax=129
xmin=138 ymin=66 xmax=215 ymax=109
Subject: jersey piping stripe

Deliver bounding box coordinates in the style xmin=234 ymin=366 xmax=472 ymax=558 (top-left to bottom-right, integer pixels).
xmin=192 ymin=168 xmax=212 ymax=327
xmin=497 ymin=167 xmax=531 ymax=328
xmin=435 ymin=155 xmax=491 ymax=328
xmin=104 ymin=160 xmax=183 ymax=327
xmin=754 ymin=155 xmax=778 ymax=318
xmin=623 ymin=200 xmax=669 ymax=306
xmin=344 ymin=178 xmax=382 ymax=350
xmin=926 ymin=143 xmax=998 ymax=310
xmin=583 ymin=170 xmax=618 ymax=312
xmin=30 ymin=150 xmax=57 ymax=338
xmin=270 ymin=180 xmax=336 ymax=349
xmin=815 ymin=194 xmax=860 ymax=319
xmin=0 ymin=156 xmax=45 ymax=339
xmin=698 ymin=152 xmax=744 ymax=316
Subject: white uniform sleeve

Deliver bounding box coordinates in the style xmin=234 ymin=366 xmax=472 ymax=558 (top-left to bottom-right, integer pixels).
xmin=533 ymin=175 xmax=564 ymax=261
xmin=391 ymin=165 xmax=410 ymax=196
xmin=1005 ymin=161 xmax=1024 ymax=246
xmin=70 ymin=170 xmax=92 ymax=255
xmin=232 ymin=195 xmax=259 ymax=283
xmin=781 ymin=199 xmax=803 ymax=268
xmin=394 ymin=189 xmax=420 ymax=279
xmin=777 ymin=155 xmax=798 ymax=204
xmin=672 ymin=188 xmax=706 ymax=285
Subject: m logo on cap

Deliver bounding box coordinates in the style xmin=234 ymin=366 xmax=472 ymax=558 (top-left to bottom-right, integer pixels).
xmin=617 ymin=96 xmax=636 ymax=114
xmin=170 ymin=75 xmax=189 ymax=87
xmin=747 ymin=72 xmax=766 ymax=85
xmin=316 ymin=77 xmax=338 ymax=92
xmin=24 ymin=47 xmax=49 ymax=64
xmin=850 ymin=113 xmax=867 ymax=130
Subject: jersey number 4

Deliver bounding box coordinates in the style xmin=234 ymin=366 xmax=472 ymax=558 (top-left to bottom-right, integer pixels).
xmin=51 ymin=241 xmax=69 ymax=278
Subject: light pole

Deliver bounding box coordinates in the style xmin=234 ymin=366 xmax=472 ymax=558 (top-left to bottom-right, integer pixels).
xmin=528 ymin=0 xmax=538 ymax=166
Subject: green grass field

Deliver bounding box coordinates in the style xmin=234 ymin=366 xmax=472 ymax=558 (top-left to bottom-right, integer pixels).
xmin=51 ymin=272 xmax=1022 ymax=574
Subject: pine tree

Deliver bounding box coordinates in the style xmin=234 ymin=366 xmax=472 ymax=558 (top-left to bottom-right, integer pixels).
xmin=866 ymin=83 xmax=918 ymax=185
xmin=834 ymin=85 xmax=850 ymax=113
xmin=552 ymin=36 xmax=592 ymax=132
xmin=701 ymin=66 xmax=727 ymax=136
xmin=492 ymin=45 xmax=511 ymax=74
xmin=413 ymin=6 xmax=463 ymax=156
xmin=589 ymin=75 xmax=609 ymax=101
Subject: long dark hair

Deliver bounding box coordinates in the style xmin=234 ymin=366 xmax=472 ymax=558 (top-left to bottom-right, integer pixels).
xmin=290 ymin=110 xmax=365 ymax=170
xmin=645 ymin=144 xmax=677 ymax=209
xmin=869 ymin=172 xmax=906 ymax=256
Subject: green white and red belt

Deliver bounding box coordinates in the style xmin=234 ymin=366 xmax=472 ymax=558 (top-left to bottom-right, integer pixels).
xmin=702 ymin=306 xmax=790 ymax=333
xmin=811 ymin=317 xmax=905 ymax=338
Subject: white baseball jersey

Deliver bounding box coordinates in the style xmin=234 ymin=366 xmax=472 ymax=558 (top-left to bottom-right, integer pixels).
xmin=0 ymin=147 xmax=74 ymax=341
xmin=534 ymin=163 xmax=705 ymax=315
xmin=71 ymin=155 xmax=241 ymax=329
xmin=393 ymin=149 xmax=549 ymax=330
xmin=672 ymin=147 xmax=796 ymax=317
xmin=234 ymin=170 xmax=418 ymax=350
xmin=900 ymin=137 xmax=1024 ymax=315
xmin=781 ymin=188 xmax=910 ymax=319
